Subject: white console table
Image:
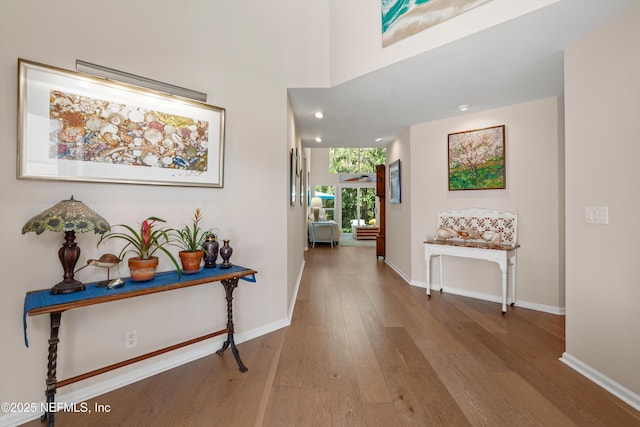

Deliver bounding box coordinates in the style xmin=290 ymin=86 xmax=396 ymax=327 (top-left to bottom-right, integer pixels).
xmin=310 ymin=221 xmax=335 ymax=247
xmin=424 ymin=208 xmax=519 ymax=314
xmin=425 ymin=240 xmax=519 ymax=314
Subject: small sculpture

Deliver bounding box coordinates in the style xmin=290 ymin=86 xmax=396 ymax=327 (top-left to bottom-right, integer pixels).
xmin=482 ymin=230 xmax=503 ymax=247
xmin=219 ymin=240 xmax=233 ymax=269
xmin=457 ymin=229 xmax=481 ymax=240
xmin=202 ymin=232 xmax=219 ymax=268
xmin=436 ymin=226 xmax=457 ymax=240
xmin=76 ymin=253 xmax=123 ymax=288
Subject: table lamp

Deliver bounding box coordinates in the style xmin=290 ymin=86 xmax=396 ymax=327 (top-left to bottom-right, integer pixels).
xmin=22 ymin=196 xmax=110 ymax=295
xmin=310 ymin=197 xmax=322 ymax=221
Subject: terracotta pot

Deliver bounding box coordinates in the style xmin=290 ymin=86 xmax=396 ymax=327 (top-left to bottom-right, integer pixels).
xmin=128 ymin=256 xmax=159 ymax=282
xmin=179 ymin=250 xmax=204 ymax=272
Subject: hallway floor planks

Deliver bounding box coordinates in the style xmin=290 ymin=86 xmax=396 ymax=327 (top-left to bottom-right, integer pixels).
xmin=23 ymin=245 xmax=640 ymax=426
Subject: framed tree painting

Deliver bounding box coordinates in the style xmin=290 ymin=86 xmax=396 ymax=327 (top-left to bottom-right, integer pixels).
xmin=448 ymin=125 xmax=505 ymax=191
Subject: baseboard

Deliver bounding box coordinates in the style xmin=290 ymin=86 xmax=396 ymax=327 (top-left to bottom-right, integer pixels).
xmin=560 ymin=352 xmax=640 ymax=412
xmin=408 ymin=280 xmax=565 ymax=315
xmin=288 ymin=259 xmax=305 ymax=323
xmin=1 ymin=318 xmax=290 ymax=427
xmin=384 ymin=259 xmax=411 ymax=284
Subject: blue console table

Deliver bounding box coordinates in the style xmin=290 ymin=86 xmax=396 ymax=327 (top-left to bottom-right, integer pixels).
xmin=23 ymin=265 xmax=257 ymax=426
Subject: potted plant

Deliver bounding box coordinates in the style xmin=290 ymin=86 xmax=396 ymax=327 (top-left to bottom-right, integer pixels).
xmin=98 ymin=216 xmax=181 ymax=281
xmin=170 ymin=209 xmax=211 ymax=273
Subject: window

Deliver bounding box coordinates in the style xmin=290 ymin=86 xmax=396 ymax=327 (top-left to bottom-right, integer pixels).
xmin=329 ymin=148 xmax=386 ymax=174
xmin=313 ymin=185 xmax=334 ymax=221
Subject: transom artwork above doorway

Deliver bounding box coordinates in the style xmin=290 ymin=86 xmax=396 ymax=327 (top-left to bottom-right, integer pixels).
xmin=339 ymin=173 xmax=375 ymax=184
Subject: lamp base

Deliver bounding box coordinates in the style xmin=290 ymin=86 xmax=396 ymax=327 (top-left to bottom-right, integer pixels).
xmin=50 ymin=279 xmax=85 ymax=295
xmin=51 ymin=230 xmax=85 ymax=295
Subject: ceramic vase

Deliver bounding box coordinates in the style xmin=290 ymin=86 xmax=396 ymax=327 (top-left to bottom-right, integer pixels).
xmin=219 ymin=240 xmax=233 ymax=269
xmin=128 ymin=256 xmax=159 ymax=282
xmin=202 ymin=233 xmax=219 ymax=268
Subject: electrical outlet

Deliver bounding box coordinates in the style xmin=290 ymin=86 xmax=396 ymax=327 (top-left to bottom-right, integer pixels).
xmin=125 ymin=330 xmax=137 ymax=348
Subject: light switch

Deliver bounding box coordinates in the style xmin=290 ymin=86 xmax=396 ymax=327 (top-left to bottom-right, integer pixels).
xmin=585 ymin=206 xmax=608 ymax=224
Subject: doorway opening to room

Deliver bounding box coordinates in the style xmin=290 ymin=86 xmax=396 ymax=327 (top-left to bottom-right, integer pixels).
xmin=340 ymin=186 xmax=376 ymax=232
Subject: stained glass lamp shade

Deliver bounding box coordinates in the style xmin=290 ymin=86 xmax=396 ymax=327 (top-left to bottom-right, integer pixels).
xmin=22 ymin=196 xmax=110 ymax=295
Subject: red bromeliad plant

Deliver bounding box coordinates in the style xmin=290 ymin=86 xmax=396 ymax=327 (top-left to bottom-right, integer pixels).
xmin=170 ymin=209 xmax=212 ymax=253
xmin=98 ymin=216 xmax=181 ymax=273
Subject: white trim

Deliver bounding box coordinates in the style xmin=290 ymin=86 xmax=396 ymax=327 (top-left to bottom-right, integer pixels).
xmin=288 ymin=259 xmax=305 ymax=323
xmin=384 ymin=258 xmax=411 ymax=284
xmin=408 ymin=280 xmax=565 ymax=315
xmin=560 ymin=352 xmax=640 ymax=412
xmin=1 ymin=318 xmax=289 ymax=427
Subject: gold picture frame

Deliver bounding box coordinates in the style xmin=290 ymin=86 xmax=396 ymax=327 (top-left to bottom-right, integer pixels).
xmin=17 ymin=59 xmax=225 ymax=187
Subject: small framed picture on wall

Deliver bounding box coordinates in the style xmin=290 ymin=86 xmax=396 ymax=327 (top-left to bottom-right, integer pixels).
xmin=389 ymin=159 xmax=401 ymax=203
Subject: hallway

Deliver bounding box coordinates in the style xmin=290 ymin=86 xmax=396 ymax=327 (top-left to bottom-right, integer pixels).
xmin=26 ymin=245 xmax=640 ymax=426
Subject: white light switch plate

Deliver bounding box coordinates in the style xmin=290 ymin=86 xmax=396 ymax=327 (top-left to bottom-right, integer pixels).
xmin=585 ymin=206 xmax=608 ymax=224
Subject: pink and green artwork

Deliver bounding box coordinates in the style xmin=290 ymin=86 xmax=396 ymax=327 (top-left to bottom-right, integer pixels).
xmin=448 ymin=125 xmax=505 ymax=191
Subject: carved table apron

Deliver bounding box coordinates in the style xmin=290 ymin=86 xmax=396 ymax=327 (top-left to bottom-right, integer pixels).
xmin=425 ymin=240 xmax=518 ymax=314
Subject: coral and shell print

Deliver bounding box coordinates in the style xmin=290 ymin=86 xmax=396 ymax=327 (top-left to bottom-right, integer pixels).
xmin=49 ymin=90 xmax=209 ymax=172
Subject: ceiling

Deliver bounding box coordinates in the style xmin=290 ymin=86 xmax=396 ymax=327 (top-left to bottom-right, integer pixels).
xmin=289 ymin=0 xmax=638 ymax=148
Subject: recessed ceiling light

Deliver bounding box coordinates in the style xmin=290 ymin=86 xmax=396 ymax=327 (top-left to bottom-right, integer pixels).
xmin=458 ymin=104 xmax=470 ymax=112
xmin=315 ymin=137 xmax=322 ymax=143
xmin=314 ymin=112 xmax=324 ymax=119
xmin=375 ymin=137 xmax=383 ymax=142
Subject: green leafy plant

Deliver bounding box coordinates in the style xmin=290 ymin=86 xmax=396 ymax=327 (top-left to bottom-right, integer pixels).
xmin=98 ymin=216 xmax=181 ymax=273
xmin=170 ymin=209 xmax=211 ymax=253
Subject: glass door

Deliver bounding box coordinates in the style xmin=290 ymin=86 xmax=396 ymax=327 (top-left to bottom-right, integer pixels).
xmin=340 ymin=186 xmax=377 ymax=233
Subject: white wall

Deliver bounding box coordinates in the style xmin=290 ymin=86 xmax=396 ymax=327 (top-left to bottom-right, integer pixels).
xmin=328 ymin=0 xmax=558 ymax=85
xmin=287 ymin=95 xmax=306 ymax=310
xmin=0 ymin=0 xmax=327 ymax=417
xmin=564 ymin=4 xmax=640 ymax=400
xmin=408 ymin=98 xmax=565 ymax=312
xmin=385 ymin=131 xmax=412 ymax=279
xmin=309 ymin=148 xmax=338 ymax=192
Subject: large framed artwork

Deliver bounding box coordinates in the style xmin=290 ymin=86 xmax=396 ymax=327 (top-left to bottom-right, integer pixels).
xmin=448 ymin=124 xmax=505 ymax=191
xmin=389 ymin=159 xmax=401 ymax=203
xmin=381 ymin=0 xmax=492 ymax=47
xmin=18 ymin=59 xmax=225 ymax=187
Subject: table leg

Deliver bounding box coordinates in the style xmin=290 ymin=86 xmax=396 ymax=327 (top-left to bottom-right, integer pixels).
xmin=329 ymin=225 xmax=334 ymax=248
xmin=501 ymin=265 xmax=508 ymax=315
xmin=510 ymin=253 xmax=517 ymax=307
xmin=216 ymin=278 xmax=248 ymax=372
xmin=426 ymin=255 xmax=431 ymax=297
xmin=43 ymin=311 xmax=61 ymax=426
xmin=438 ymin=255 xmax=444 ymax=292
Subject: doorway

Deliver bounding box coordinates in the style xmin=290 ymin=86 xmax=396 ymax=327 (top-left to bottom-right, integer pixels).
xmin=340 ymin=186 xmax=377 ymax=233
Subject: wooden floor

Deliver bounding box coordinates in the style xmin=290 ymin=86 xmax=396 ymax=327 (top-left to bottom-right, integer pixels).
xmin=24 ymin=246 xmax=640 ymax=426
